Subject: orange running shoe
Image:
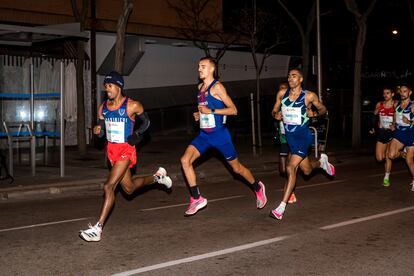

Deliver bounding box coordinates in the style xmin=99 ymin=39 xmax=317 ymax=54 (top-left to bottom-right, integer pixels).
xmin=288 ymin=192 xmax=297 ymax=204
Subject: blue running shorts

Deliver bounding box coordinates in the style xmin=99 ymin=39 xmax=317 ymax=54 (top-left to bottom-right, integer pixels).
xmin=393 ymin=128 xmax=414 ymax=147
xmin=285 ymin=127 xmax=313 ymax=158
xmin=191 ymin=128 xmax=237 ymax=161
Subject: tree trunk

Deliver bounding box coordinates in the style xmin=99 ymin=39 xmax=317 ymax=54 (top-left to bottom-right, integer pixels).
xmin=352 ymin=20 xmax=367 ymax=148
xmin=114 ymin=0 xmax=133 ymax=73
xmin=76 ymin=40 xmax=87 ymax=156
xmin=302 ymin=40 xmax=310 ymax=86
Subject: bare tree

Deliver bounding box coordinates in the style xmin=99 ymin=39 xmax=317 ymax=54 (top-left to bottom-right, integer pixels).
xmin=344 ymin=0 xmax=377 ymax=148
xmin=71 ymin=0 xmax=90 ymax=157
xmin=237 ymin=6 xmax=290 ymax=147
xmin=115 ymin=0 xmax=133 ymax=73
xmin=278 ymin=0 xmax=316 ymax=86
xmin=167 ymin=0 xmax=239 ymax=62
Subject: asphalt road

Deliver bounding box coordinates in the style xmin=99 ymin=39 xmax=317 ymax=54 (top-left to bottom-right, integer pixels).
xmin=1 ymin=157 xmax=413 ymax=275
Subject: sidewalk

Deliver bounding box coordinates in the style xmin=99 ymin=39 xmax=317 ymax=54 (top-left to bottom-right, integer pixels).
xmin=0 ymin=133 xmax=371 ymax=200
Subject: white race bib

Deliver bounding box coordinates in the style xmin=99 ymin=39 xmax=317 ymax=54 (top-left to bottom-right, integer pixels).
xmin=379 ymin=115 xmax=393 ymax=129
xmin=282 ymin=106 xmax=302 ymax=125
xmin=199 ymin=113 xmax=216 ymax=129
xmin=105 ymin=121 xmax=125 ymax=143
xmin=396 ymin=113 xmax=410 ymax=127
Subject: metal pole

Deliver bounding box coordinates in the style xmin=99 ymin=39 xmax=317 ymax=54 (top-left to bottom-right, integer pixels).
xmin=250 ymin=93 xmax=256 ymax=153
xmin=30 ymin=58 xmax=34 ymax=130
xmin=316 ymin=0 xmax=323 ymax=102
xmin=309 ymin=126 xmax=318 ymax=158
xmin=60 ymin=61 xmax=65 ymax=177
xmin=30 ymin=58 xmax=35 ymax=176
xmin=256 ymin=78 xmax=262 ymax=148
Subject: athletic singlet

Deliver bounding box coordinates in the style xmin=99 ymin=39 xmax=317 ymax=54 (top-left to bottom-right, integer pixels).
xmin=197 ymin=79 xmax=226 ymax=133
xmin=377 ymin=101 xmax=395 ymax=129
xmin=102 ymin=97 xmax=135 ymax=143
xmin=281 ymin=88 xmax=309 ymax=133
xmin=395 ymin=100 xmax=413 ymax=131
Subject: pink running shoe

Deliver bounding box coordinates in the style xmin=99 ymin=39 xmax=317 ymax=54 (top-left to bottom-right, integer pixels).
xmin=319 ymin=153 xmax=335 ymax=176
xmin=184 ymin=196 xmax=208 ymax=216
xmin=288 ymin=192 xmax=297 ymax=204
xmin=269 ymin=207 xmax=284 ymax=220
xmin=255 ymin=181 xmax=267 ymax=209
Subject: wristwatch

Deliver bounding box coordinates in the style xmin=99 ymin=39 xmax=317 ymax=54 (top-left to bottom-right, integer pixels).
xmin=211 ymin=109 xmax=215 ymax=114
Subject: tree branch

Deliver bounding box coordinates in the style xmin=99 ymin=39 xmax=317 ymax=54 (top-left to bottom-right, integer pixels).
xmin=278 ymin=0 xmax=305 ymax=40
xmin=409 ymin=0 xmax=414 ymax=25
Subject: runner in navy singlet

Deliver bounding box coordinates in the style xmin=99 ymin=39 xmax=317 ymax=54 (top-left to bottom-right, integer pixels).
xmin=180 ymin=56 xmax=267 ymax=216
xmin=387 ymin=84 xmax=414 ymax=190
xmin=369 ymin=87 xmax=396 ymax=186
xmin=270 ymin=68 xmax=335 ymax=220
xmin=79 ymin=71 xmax=172 ymax=242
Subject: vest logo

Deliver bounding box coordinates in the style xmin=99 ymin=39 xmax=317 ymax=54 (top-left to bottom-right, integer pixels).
xmin=118 ymin=108 xmax=126 ymax=116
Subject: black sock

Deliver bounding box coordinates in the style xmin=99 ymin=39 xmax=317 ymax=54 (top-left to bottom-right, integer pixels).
xmin=252 ymin=181 xmax=261 ymax=192
xmin=190 ymin=186 xmax=201 ymax=199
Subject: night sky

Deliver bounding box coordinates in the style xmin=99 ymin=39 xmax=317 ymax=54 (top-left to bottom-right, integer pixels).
xmin=224 ymin=0 xmax=414 ymax=94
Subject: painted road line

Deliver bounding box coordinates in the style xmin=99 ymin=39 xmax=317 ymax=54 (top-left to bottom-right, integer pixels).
xmin=320 ymin=206 xmax=414 ymax=230
xmin=112 ymin=235 xmax=290 ymax=276
xmin=0 ymin=217 xmax=89 ymax=233
xmin=140 ymin=180 xmax=345 ymax=212
xmin=139 ymin=195 xmax=246 ymax=212
xmin=367 ymin=170 xmax=406 ymax=178
xmin=294 ymin=180 xmax=346 ymax=190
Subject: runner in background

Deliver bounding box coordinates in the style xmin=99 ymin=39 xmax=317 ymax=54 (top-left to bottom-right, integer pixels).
xmin=369 ymin=87 xmax=396 ymax=186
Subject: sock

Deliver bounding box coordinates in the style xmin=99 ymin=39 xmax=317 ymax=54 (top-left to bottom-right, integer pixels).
xmin=384 ymin=172 xmax=390 ymax=180
xmin=190 ymin=186 xmax=201 ymax=199
xmin=96 ymin=222 xmax=103 ymax=229
xmin=278 ymin=201 xmax=287 ymax=211
xmin=252 ymin=181 xmax=261 ymax=192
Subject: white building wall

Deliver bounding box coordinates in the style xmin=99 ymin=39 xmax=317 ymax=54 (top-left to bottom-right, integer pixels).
xmin=95 ymin=33 xmax=290 ymax=89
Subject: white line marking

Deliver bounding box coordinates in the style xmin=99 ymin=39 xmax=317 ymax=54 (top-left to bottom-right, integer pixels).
xmin=139 ymin=195 xmax=246 ymax=211
xmin=294 ymin=180 xmax=346 ymax=190
xmin=0 ymin=217 xmax=89 ymax=233
xmin=112 ymin=235 xmax=289 ymax=275
xmin=320 ymin=206 xmax=414 ymax=230
xmin=367 ymin=170 xmax=407 ymax=178
xmin=140 ymin=180 xmax=345 ymax=212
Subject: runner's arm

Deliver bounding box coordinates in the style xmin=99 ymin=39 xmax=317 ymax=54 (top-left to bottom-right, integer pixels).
xmin=272 ymin=89 xmax=285 ymax=120
xmin=94 ymin=104 xmax=105 ymax=137
xmin=127 ymin=100 xmax=150 ymax=145
xmin=370 ymin=102 xmax=380 ymax=131
xmin=307 ymin=92 xmax=326 ymax=117
xmin=198 ymin=83 xmax=237 ymax=116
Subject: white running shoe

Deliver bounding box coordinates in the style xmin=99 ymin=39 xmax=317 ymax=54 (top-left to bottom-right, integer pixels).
xmin=319 ymin=153 xmax=335 ymax=176
xmin=79 ymin=223 xmax=102 ymax=242
xmin=154 ymin=167 xmax=172 ymax=189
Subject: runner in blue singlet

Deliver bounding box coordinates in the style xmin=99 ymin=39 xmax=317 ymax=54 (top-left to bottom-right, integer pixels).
xmin=180 ymin=56 xmax=267 ymax=216
xmin=270 ymin=68 xmax=335 ymax=220
xmin=387 ymin=84 xmax=414 ymax=190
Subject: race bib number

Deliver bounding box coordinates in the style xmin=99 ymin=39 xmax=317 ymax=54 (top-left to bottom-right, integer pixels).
xmin=200 ymin=113 xmax=216 ymax=129
xmin=396 ymin=113 xmax=410 ymax=127
xmin=282 ymin=106 xmax=302 ymax=125
xmin=379 ymin=115 xmax=393 ymax=129
xmin=105 ymin=121 xmax=125 ymax=143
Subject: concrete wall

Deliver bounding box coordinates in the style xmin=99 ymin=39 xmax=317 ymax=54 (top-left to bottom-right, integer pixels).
xmin=95 ymin=33 xmax=290 ymax=90
xmin=94 ymin=33 xmax=290 ymax=134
